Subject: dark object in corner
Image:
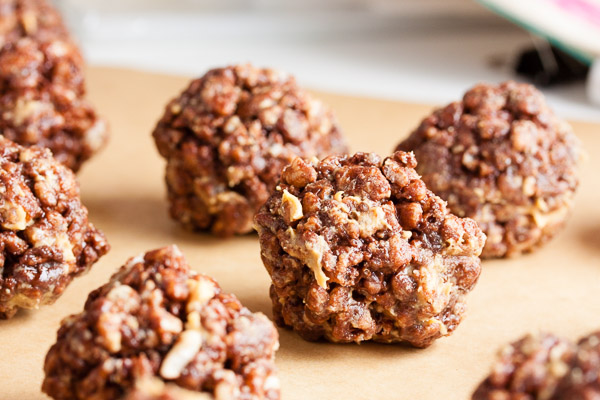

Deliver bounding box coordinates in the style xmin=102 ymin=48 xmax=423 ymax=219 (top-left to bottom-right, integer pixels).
xmin=515 ymin=44 xmax=589 ymax=86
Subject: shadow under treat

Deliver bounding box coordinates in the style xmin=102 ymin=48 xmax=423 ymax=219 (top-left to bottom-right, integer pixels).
xmin=276 ymin=328 xmax=420 ymax=361
xmin=579 ymin=224 xmax=600 ymax=252
xmin=82 ymin=194 xmax=234 ymax=247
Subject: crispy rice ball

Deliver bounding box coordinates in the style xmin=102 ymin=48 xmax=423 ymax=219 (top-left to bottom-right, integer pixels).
xmin=473 ymin=331 xmax=600 ymax=399
xmin=0 ymin=135 xmax=110 ymax=319
xmin=42 ymin=246 xmax=280 ymax=400
xmin=152 ymin=64 xmax=348 ymax=237
xmin=0 ymin=136 xmax=108 ymax=318
xmin=397 ymin=81 xmax=581 ymax=258
xmin=0 ymin=0 xmax=108 ymax=172
xmin=254 ymin=151 xmax=485 ymax=347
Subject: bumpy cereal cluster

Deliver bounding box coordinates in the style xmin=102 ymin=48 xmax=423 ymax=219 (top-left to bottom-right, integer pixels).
xmin=0 ymin=0 xmax=108 ymax=171
xmin=473 ymin=331 xmax=600 ymax=399
xmin=43 ymin=246 xmax=280 ymax=400
xmin=397 ymin=81 xmax=580 ymax=258
xmin=0 ymin=136 xmax=108 ymax=318
xmin=254 ymin=151 xmax=485 ymax=347
xmin=152 ymin=64 xmax=348 ymax=237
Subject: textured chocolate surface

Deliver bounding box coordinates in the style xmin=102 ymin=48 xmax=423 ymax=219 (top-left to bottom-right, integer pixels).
xmin=152 ymin=64 xmax=348 ymax=237
xmin=473 ymin=331 xmax=600 ymax=399
xmin=0 ymin=0 xmax=108 ymax=171
xmin=397 ymin=81 xmax=580 ymax=258
xmin=254 ymin=151 xmax=485 ymax=347
xmin=0 ymin=136 xmax=108 ymax=318
xmin=43 ymin=246 xmax=280 ymax=400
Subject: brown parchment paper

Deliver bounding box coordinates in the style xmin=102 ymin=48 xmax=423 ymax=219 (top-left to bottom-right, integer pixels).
xmin=1 ymin=67 xmax=599 ymax=400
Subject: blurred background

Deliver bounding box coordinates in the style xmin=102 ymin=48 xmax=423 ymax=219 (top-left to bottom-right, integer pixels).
xmin=55 ymin=0 xmax=600 ymax=121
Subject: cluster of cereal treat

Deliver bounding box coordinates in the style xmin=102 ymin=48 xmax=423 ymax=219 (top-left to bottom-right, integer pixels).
xmin=0 ymin=136 xmax=108 ymax=319
xmin=473 ymin=331 xmax=600 ymax=399
xmin=42 ymin=246 xmax=280 ymax=400
xmin=152 ymin=64 xmax=347 ymax=237
xmin=397 ymin=81 xmax=580 ymax=258
xmin=0 ymin=0 xmax=108 ymax=172
xmin=0 ymin=2 xmax=588 ymax=397
xmin=254 ymin=152 xmax=485 ymax=347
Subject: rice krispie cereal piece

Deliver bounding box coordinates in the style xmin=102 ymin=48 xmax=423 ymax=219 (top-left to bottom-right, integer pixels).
xmin=397 ymin=81 xmax=580 ymax=258
xmin=152 ymin=64 xmax=348 ymax=236
xmin=254 ymin=151 xmax=485 ymax=347
xmin=0 ymin=136 xmax=108 ymax=319
xmin=43 ymin=246 xmax=280 ymax=400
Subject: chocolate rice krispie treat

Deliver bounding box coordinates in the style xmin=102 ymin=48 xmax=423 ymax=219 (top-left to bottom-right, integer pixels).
xmin=152 ymin=64 xmax=348 ymax=237
xmin=473 ymin=331 xmax=600 ymax=399
xmin=0 ymin=136 xmax=108 ymax=318
xmin=254 ymin=151 xmax=486 ymax=347
xmin=42 ymin=246 xmax=280 ymax=400
xmin=397 ymin=81 xmax=580 ymax=258
xmin=0 ymin=0 xmax=108 ymax=172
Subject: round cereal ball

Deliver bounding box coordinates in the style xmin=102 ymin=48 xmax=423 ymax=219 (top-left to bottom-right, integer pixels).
xmin=42 ymin=245 xmax=280 ymax=400
xmin=254 ymin=151 xmax=486 ymax=347
xmin=472 ymin=331 xmax=600 ymax=399
xmin=152 ymin=64 xmax=348 ymax=237
xmin=0 ymin=136 xmax=109 ymax=319
xmin=0 ymin=0 xmax=108 ymax=172
xmin=396 ymin=81 xmax=581 ymax=258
